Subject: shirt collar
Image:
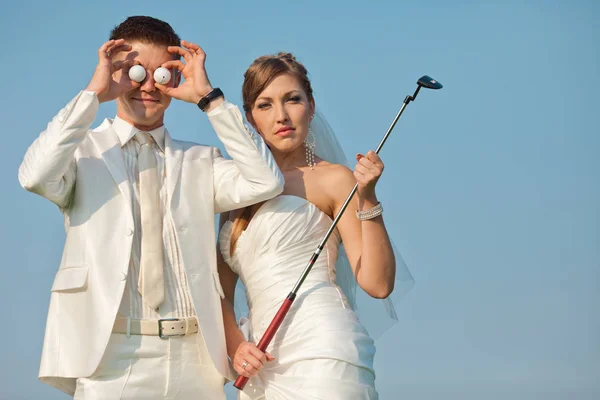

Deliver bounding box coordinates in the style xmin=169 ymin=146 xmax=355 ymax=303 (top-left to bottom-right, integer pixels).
xmin=112 ymin=116 xmax=166 ymax=152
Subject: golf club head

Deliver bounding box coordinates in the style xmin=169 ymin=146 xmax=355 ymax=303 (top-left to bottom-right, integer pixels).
xmin=417 ymin=75 xmax=443 ymax=89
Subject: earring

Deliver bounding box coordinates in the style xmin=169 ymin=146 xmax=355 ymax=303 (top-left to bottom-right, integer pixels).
xmin=305 ymin=118 xmax=316 ymax=169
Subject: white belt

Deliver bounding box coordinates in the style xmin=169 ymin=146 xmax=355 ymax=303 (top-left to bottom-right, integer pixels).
xmin=113 ymin=316 xmax=199 ymax=339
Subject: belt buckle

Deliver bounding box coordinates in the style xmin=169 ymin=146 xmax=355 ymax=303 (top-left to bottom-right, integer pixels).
xmin=158 ymin=318 xmax=185 ymax=339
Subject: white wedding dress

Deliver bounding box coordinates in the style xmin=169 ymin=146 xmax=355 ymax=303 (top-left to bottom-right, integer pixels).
xmin=219 ymin=195 xmax=379 ymax=400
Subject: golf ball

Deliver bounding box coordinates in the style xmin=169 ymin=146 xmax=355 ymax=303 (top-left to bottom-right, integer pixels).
xmin=154 ymin=67 xmax=171 ymax=85
xmin=128 ymin=65 xmax=146 ymax=83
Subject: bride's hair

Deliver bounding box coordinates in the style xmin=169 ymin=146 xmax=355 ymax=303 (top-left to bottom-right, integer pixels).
xmin=241 ymin=52 xmax=313 ymax=113
xmin=229 ymin=52 xmax=313 ymax=256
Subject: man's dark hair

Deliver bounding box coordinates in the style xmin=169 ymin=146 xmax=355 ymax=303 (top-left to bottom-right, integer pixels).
xmin=109 ymin=16 xmax=181 ymax=47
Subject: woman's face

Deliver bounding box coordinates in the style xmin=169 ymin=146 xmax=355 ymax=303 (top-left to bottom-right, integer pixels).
xmin=248 ymin=73 xmax=315 ymax=154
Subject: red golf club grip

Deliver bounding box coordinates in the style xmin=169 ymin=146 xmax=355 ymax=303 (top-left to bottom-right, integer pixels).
xmin=234 ymin=294 xmax=295 ymax=390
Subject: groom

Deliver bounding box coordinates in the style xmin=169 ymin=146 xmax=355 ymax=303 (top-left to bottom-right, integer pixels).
xmin=18 ymin=16 xmax=283 ymax=399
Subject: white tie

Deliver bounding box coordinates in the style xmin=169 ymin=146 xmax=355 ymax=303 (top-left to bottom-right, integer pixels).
xmin=135 ymin=132 xmax=165 ymax=310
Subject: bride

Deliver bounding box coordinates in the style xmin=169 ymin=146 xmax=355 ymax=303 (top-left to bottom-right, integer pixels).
xmin=217 ymin=52 xmax=412 ymax=399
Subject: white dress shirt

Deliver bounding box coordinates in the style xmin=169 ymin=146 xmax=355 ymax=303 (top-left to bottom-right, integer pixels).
xmin=112 ymin=116 xmax=194 ymax=319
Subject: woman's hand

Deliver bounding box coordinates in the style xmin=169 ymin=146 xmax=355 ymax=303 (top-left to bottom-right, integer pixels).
xmin=232 ymin=341 xmax=275 ymax=378
xmin=354 ymin=150 xmax=384 ymax=205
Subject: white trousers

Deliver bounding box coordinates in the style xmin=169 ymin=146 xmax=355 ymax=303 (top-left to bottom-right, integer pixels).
xmin=74 ymin=332 xmax=225 ymax=400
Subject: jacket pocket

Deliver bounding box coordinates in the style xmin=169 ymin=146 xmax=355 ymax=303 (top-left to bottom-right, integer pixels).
xmin=51 ymin=266 xmax=89 ymax=292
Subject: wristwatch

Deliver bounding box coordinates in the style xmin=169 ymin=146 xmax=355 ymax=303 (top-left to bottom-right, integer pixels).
xmin=197 ymin=88 xmax=224 ymax=112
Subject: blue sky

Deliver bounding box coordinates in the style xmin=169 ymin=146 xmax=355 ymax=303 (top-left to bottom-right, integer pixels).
xmin=1 ymin=1 xmax=598 ymax=399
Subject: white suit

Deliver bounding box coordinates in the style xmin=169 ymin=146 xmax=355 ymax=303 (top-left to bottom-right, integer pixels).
xmin=18 ymin=91 xmax=284 ymax=395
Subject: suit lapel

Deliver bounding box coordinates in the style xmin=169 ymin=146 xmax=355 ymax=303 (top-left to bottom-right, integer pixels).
xmin=165 ymin=130 xmax=183 ymax=211
xmin=90 ymin=123 xmax=133 ymax=215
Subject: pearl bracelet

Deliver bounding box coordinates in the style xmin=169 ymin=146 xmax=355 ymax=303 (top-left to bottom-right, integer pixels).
xmin=356 ymin=202 xmax=383 ymax=221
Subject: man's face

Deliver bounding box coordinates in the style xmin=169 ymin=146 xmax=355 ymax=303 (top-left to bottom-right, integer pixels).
xmin=113 ymin=41 xmax=178 ymax=129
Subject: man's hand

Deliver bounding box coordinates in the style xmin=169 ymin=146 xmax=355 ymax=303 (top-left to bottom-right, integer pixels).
xmin=156 ymin=40 xmax=216 ymax=104
xmin=85 ymin=39 xmax=140 ymax=103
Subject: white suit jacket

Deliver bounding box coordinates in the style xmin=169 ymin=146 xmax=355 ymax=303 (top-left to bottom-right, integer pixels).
xmin=18 ymin=91 xmax=284 ymax=395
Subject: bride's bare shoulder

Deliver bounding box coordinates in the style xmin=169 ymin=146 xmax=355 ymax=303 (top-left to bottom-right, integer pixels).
xmin=303 ymin=161 xmax=355 ymax=216
xmin=316 ymin=161 xmax=353 ymax=182
xmin=314 ymin=162 xmax=355 ymax=198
